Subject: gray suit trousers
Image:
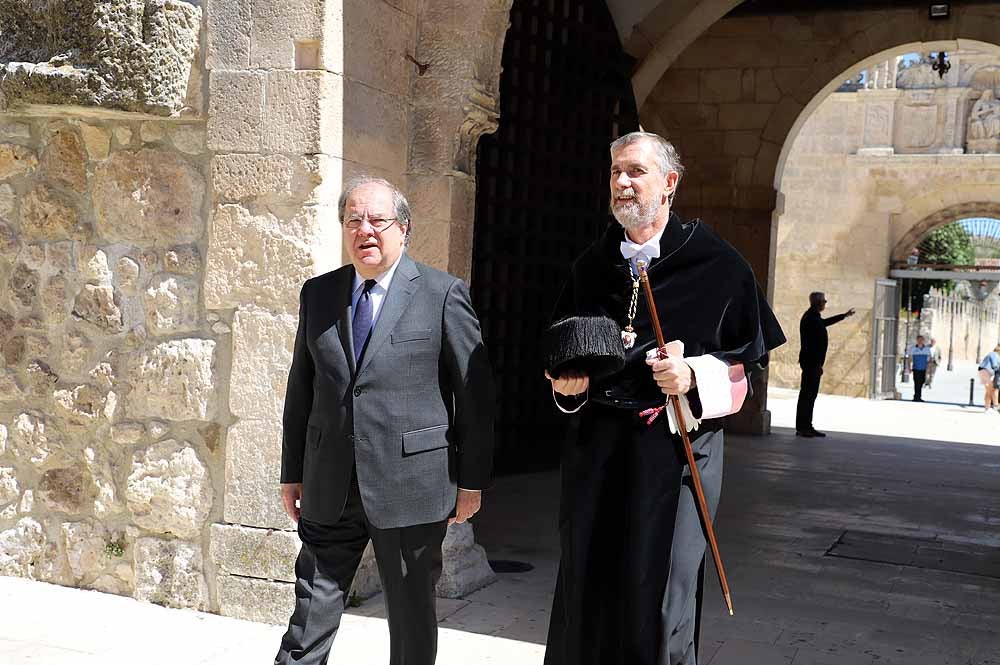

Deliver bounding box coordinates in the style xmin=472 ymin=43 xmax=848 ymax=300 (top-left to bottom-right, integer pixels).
xmin=275 ymin=471 xmax=447 ymax=665
xmin=660 ymin=429 xmax=725 ymax=665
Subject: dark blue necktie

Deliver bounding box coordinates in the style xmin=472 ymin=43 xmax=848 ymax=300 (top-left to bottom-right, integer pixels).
xmin=352 ymin=279 xmax=376 ymax=363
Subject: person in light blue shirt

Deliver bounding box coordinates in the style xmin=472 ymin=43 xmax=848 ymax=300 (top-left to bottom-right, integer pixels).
xmin=979 ymin=345 xmax=1000 ymax=412
xmin=910 ymin=335 xmax=932 ymax=402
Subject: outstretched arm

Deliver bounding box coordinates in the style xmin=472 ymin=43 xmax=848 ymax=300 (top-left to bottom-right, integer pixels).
xmin=823 ymin=308 xmax=855 ymax=327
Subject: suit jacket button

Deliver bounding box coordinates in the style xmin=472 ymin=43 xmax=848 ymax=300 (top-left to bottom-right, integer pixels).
xmin=353 ymin=386 xmax=362 ymax=397
xmin=346 ymin=434 xmax=355 ymax=443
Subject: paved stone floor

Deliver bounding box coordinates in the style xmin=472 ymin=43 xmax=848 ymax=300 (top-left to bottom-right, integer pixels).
xmin=3 ymin=389 xmax=1000 ymax=664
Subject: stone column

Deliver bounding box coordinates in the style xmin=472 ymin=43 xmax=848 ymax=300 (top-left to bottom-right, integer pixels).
xmin=204 ymin=0 xmax=343 ymax=625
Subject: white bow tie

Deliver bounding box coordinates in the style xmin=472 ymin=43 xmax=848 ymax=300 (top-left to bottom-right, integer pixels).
xmin=620 ymin=239 xmax=661 ymax=262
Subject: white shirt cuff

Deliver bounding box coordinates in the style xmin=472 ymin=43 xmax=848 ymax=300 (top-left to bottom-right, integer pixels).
xmin=685 ymin=354 xmax=749 ymax=420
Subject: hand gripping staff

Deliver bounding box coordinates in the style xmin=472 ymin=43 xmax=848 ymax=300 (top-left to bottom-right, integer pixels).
xmin=637 ymin=261 xmax=734 ymax=617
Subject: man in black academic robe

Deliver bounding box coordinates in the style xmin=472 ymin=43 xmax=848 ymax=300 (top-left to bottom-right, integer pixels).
xmin=544 ymin=132 xmax=785 ymax=665
xmin=796 ymin=291 xmax=854 ymax=437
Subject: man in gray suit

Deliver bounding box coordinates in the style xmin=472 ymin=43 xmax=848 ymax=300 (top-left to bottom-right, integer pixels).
xmin=274 ymin=176 xmax=496 ymax=665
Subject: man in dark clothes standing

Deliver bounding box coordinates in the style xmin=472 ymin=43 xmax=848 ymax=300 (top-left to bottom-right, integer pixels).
xmin=796 ymin=291 xmax=855 ymax=437
xmin=543 ymin=132 xmax=785 ymax=665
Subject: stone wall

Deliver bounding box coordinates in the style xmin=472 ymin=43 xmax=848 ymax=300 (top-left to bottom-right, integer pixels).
xmin=918 ymin=292 xmax=1000 ymax=365
xmin=0 ymin=0 xmax=509 ymax=621
xmin=0 ymin=111 xmax=221 ymax=607
xmin=769 ymin=87 xmax=1000 ymax=397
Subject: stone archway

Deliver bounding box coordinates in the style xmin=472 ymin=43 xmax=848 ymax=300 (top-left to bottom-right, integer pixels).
xmin=766 ymin=36 xmax=1000 ymax=397
xmin=893 ymin=202 xmax=1000 ymax=262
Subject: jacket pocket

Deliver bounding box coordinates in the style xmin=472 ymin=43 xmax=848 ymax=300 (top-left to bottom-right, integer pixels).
xmin=306 ymin=425 xmax=322 ymax=448
xmin=392 ymin=329 xmax=432 ymax=343
xmin=402 ymin=424 xmax=449 ymax=454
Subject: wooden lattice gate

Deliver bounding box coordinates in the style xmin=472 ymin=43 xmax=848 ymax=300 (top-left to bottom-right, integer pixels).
xmin=471 ymin=0 xmax=638 ymax=474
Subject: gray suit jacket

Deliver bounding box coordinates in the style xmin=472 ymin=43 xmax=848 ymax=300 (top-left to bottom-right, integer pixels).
xmin=280 ymin=254 xmax=496 ymax=529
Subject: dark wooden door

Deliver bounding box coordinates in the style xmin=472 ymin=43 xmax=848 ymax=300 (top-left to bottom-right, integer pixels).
xmin=471 ymin=0 xmax=639 ymax=474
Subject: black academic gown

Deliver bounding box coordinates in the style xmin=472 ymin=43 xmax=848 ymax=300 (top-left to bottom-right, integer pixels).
xmin=543 ymin=213 xmax=785 ymax=665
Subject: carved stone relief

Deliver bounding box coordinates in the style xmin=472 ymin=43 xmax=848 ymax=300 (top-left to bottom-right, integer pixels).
xmin=897 ymin=104 xmax=938 ymax=149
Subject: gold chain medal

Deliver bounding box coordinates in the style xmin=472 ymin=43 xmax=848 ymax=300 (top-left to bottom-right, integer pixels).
xmin=621 ymin=261 xmax=641 ymax=349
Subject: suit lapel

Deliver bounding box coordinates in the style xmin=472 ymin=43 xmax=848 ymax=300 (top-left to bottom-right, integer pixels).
xmin=357 ymin=254 xmax=420 ymax=377
xmin=334 ymin=267 xmax=358 ymax=375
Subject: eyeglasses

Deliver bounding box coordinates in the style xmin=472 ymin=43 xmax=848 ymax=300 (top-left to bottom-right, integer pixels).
xmin=343 ymin=215 xmax=401 ymax=232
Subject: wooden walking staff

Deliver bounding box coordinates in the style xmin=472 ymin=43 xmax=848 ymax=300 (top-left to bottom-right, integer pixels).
xmin=637 ymin=262 xmax=735 ymax=617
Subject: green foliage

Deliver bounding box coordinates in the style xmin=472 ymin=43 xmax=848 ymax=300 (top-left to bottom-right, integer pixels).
xmin=103 ymin=537 xmax=126 ymax=559
xmin=908 ymin=224 xmax=975 ymax=310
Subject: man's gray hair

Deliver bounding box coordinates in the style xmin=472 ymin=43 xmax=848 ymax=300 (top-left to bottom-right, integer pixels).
xmin=338 ymin=176 xmax=413 ymax=244
xmin=610 ymin=131 xmax=685 ymax=197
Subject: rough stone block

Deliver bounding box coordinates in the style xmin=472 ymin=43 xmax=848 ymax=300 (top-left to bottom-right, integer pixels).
xmin=249 ymin=0 xmax=324 ymax=69
xmin=207 ymin=71 xmax=265 ymax=152
xmin=230 ymin=307 xmax=296 ymax=420
xmin=78 ymin=124 xmax=111 ymax=160
xmin=72 ymin=284 xmax=124 ymax=332
xmin=0 ymin=0 xmax=201 ymax=116
xmin=92 ymin=149 xmax=205 ymax=246
xmin=211 ymin=153 xmax=297 ymax=201
xmin=204 ymin=203 xmax=319 ymax=313
xmin=9 ymin=412 xmax=63 ymax=469
xmin=206 ymin=0 xmax=252 ymax=69
xmin=0 ymin=143 xmax=37 ymax=181
xmin=0 ymin=467 xmax=20 ymax=506
xmin=210 ymin=523 xmax=299 ymax=581
xmin=127 ymin=439 xmax=212 ymax=539
xmin=133 ymin=537 xmax=208 ymax=610
xmin=0 ymin=183 xmax=14 ymax=220
xmin=144 ymin=274 xmax=200 ymax=335
xmin=19 ymin=185 xmax=84 ymax=240
xmin=262 ymin=70 xmax=342 ymax=155
xmin=39 ymin=126 xmax=88 ymax=192
xmin=170 ymin=125 xmax=206 ymax=155
xmin=223 ymin=419 xmax=292 ymax=529
xmin=0 ymin=518 xmax=45 ymax=577
xmin=61 ymin=520 xmax=132 ymax=593
xmin=128 ymin=339 xmax=218 ymax=421
xmin=217 ymin=573 xmax=294 ymax=625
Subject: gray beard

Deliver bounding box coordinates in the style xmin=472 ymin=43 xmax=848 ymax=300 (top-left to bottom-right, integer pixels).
xmin=613 ymin=198 xmax=659 ymax=230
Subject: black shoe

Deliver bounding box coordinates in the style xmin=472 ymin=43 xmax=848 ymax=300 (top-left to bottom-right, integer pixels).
xmin=795 ymin=430 xmax=816 ymax=437
xmin=810 ymin=430 xmax=827 ymax=437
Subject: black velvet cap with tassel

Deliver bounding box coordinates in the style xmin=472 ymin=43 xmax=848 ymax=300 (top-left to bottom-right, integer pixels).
xmin=543 ymin=315 xmax=625 ymax=381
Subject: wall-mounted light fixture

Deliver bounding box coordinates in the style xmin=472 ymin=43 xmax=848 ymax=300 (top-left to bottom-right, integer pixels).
xmin=932 ymin=51 xmax=951 ymax=79
xmin=929 ymin=3 xmax=950 ymax=19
